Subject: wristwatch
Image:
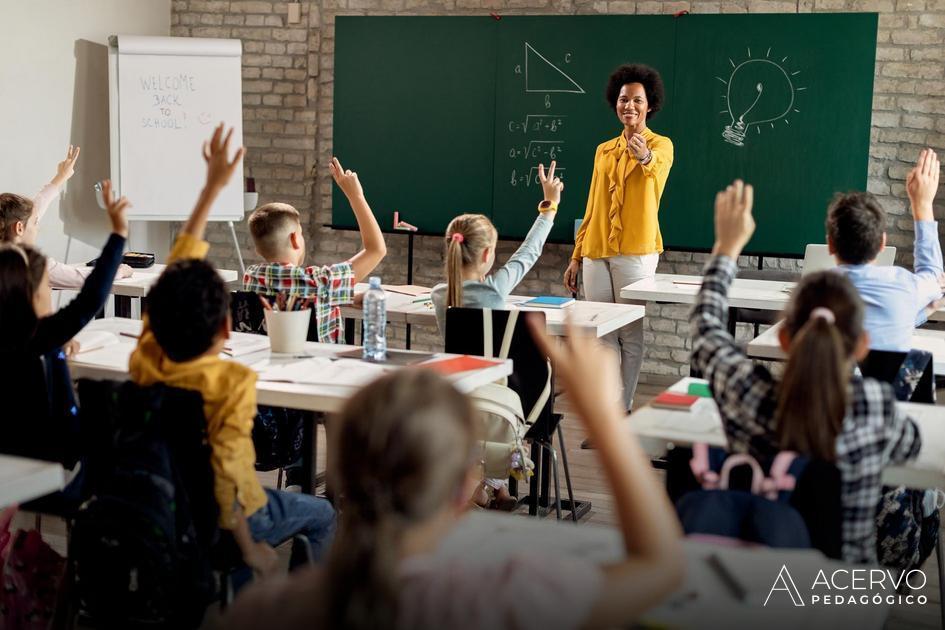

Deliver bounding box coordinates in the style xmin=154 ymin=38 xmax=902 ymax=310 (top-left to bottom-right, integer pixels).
xmin=538 ymin=200 xmax=558 ymax=213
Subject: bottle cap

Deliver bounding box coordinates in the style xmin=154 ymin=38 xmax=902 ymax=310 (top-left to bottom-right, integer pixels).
xmin=369 ymin=276 xmax=382 ymax=289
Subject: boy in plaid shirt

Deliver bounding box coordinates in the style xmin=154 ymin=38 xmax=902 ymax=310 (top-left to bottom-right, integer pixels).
xmin=244 ymin=157 xmax=386 ymax=342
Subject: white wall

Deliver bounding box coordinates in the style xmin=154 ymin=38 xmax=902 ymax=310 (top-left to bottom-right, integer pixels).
xmin=0 ymin=0 xmax=171 ymax=266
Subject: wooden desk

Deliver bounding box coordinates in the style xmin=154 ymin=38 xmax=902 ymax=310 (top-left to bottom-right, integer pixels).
xmin=0 ymin=455 xmax=64 ymax=507
xmin=747 ymin=320 xmax=945 ymax=376
xmin=629 ymin=377 xmax=945 ymax=490
xmin=439 ymin=511 xmax=887 ymax=629
xmin=620 ymin=273 xmax=795 ymax=310
xmin=109 ymin=264 xmax=240 ymax=317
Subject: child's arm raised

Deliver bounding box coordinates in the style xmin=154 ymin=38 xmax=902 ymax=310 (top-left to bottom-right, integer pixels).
xmin=329 ymin=157 xmax=386 ymax=282
xmin=26 ymin=146 xmax=82 ymax=244
xmin=906 ymin=148 xmax=943 ymax=315
xmin=529 ymin=317 xmax=684 ymax=627
xmin=180 ymin=124 xmax=245 ymax=243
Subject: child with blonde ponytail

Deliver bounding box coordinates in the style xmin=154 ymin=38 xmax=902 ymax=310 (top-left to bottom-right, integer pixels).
xmin=431 ymin=161 xmax=563 ymax=332
xmin=690 ymin=179 xmax=929 ymax=569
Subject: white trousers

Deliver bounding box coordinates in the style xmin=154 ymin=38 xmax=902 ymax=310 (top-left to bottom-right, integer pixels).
xmin=582 ymin=254 xmax=659 ymax=411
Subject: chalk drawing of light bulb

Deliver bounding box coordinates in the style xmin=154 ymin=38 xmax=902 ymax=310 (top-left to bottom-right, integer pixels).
xmin=718 ymin=48 xmax=805 ymax=147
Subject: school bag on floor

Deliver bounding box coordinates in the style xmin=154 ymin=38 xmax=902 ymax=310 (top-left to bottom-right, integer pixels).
xmin=0 ymin=528 xmax=66 ymax=630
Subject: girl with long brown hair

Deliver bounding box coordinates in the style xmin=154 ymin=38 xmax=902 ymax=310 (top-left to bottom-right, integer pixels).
xmin=224 ymin=319 xmax=684 ymax=630
xmin=690 ymin=179 xmax=925 ymax=567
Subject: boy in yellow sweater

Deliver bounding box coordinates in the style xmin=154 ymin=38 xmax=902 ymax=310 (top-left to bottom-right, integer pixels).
xmin=130 ymin=125 xmax=334 ymax=575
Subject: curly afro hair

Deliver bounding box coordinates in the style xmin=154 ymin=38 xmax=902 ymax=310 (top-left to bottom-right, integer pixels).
xmin=605 ymin=64 xmax=665 ymax=120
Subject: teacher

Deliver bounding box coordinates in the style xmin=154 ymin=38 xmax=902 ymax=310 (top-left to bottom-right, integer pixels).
xmin=564 ymin=63 xmax=674 ymax=427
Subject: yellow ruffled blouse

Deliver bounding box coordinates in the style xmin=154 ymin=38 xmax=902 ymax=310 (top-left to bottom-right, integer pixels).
xmin=572 ymin=128 xmax=674 ymax=261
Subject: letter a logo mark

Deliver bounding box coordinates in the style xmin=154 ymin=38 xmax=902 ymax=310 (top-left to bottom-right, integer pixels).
xmin=764 ymin=565 xmax=805 ymax=607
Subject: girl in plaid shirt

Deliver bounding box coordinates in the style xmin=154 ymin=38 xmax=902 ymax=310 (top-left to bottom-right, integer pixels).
xmin=690 ymin=180 xmax=927 ymax=567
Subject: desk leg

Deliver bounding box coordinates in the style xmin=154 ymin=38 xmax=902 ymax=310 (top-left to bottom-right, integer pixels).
xmin=405 ymin=324 xmax=412 ymax=350
xmin=344 ymin=317 xmax=355 ymax=345
xmin=300 ymin=416 xmax=316 ymax=495
xmin=115 ymin=295 xmax=132 ymax=319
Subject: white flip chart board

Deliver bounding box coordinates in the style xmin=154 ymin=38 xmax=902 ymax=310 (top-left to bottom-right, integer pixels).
xmin=109 ymin=35 xmax=243 ymax=221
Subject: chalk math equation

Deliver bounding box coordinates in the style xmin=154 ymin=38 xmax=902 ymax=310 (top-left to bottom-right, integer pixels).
xmin=506 ymin=43 xmax=583 ymax=188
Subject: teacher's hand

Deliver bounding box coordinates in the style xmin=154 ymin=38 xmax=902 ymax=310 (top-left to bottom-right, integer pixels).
xmin=628 ymin=133 xmax=650 ymax=162
xmin=564 ymin=259 xmax=581 ymax=294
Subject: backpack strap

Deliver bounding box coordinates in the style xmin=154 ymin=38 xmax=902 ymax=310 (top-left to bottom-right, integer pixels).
xmin=689 ymin=443 xmax=721 ymax=489
xmin=498 ymin=310 xmax=518 ymax=360
xmin=482 ymin=309 xmax=494 ymax=358
xmin=760 ymin=451 xmax=799 ymax=500
xmin=718 ymin=454 xmax=764 ymax=494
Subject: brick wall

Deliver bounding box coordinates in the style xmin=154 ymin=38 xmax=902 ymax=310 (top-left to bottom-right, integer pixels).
xmin=172 ymin=0 xmax=945 ymax=383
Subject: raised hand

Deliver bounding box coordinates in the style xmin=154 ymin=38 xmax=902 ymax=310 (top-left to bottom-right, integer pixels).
xmin=328 ymin=157 xmax=364 ymax=199
xmin=712 ymin=179 xmax=755 ymax=259
xmin=202 ymin=123 xmax=245 ymax=192
xmin=906 ymin=148 xmax=940 ymax=222
xmin=628 ymin=133 xmax=649 ymax=162
xmin=538 ymin=160 xmax=564 ymax=207
xmin=100 ymin=179 xmax=130 ymax=238
xmin=52 ymin=145 xmax=81 ymax=187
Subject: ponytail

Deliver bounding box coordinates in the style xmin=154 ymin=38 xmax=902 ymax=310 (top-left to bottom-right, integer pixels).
xmin=443 ymin=214 xmax=497 ymax=310
xmin=446 ymin=233 xmax=465 ymax=309
xmin=775 ymin=271 xmax=864 ymax=463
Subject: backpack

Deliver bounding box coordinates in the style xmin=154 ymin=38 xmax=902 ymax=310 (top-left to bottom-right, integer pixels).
xmin=676 ymin=444 xmax=814 ymax=549
xmin=0 ymin=529 xmax=66 ymax=630
xmin=71 ymin=381 xmax=217 ymax=628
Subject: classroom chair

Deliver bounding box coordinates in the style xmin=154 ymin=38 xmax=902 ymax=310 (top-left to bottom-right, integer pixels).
xmin=858 ymin=348 xmax=935 ymax=404
xmin=65 ymin=379 xmax=246 ymax=628
xmin=445 ymin=307 xmax=588 ymax=522
xmin=230 ymin=290 xmax=323 ymax=493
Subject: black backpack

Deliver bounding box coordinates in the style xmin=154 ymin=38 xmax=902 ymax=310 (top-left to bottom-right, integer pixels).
xmin=71 ymin=380 xmax=218 ymax=628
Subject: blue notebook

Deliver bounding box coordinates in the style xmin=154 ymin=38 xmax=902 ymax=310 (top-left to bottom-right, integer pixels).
xmin=522 ymin=296 xmax=575 ymax=309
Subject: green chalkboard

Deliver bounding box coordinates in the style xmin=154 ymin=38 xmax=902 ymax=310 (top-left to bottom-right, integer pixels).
xmin=332 ymin=14 xmax=877 ymax=256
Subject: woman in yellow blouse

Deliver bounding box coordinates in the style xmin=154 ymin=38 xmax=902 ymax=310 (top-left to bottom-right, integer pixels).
xmin=564 ymin=64 xmax=673 ymax=421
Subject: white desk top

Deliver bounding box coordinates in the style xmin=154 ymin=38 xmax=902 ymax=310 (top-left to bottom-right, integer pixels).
xmin=342 ymin=284 xmax=644 ymax=338
xmin=620 ymin=273 xmax=795 ymax=310
xmin=109 ymin=264 xmax=239 ymax=298
xmin=0 ymin=455 xmax=64 ymax=507
xmin=630 ymin=377 xmax=945 ymax=490
xmin=67 ymin=318 xmax=513 ymax=413
xmin=439 ymin=511 xmax=886 ymax=628
xmin=747 ymin=320 xmax=945 ymax=376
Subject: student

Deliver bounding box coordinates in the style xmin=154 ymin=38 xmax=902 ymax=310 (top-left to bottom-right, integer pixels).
xmin=222 ymin=318 xmax=684 ymax=630
xmin=827 ymin=148 xmax=942 ymax=352
xmin=0 ymin=180 xmax=127 ymax=469
xmin=243 ymin=157 xmax=386 ymax=343
xmin=691 ymin=180 xmax=927 ymax=568
xmin=0 ymin=146 xmax=132 ymax=288
xmin=430 ymin=161 xmax=562 ymax=509
xmin=129 ymin=125 xmax=334 ymax=575
xmin=431 ymin=162 xmax=562 ymax=334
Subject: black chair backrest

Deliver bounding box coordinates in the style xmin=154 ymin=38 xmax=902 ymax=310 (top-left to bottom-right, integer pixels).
xmin=231 ymin=290 xmax=319 ymax=342
xmin=859 ymin=348 xmax=934 ymax=404
xmin=77 ymin=379 xmax=220 ymax=546
xmin=789 ymin=459 xmax=843 ymax=560
xmin=445 ymin=307 xmax=556 ymax=439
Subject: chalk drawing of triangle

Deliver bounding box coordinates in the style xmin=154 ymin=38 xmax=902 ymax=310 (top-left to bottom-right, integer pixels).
xmin=525 ymin=42 xmax=586 ymax=94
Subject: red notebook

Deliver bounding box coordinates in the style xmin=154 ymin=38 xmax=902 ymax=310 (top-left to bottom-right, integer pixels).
xmin=650 ymin=391 xmax=700 ymax=410
xmin=420 ymin=355 xmax=503 ymax=375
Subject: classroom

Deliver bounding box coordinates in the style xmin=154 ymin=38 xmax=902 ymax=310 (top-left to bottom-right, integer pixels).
xmin=2 ymin=0 xmax=945 ymax=628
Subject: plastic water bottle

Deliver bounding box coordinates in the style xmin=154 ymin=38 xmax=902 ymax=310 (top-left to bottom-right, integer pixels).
xmin=362 ymin=276 xmax=387 ymax=361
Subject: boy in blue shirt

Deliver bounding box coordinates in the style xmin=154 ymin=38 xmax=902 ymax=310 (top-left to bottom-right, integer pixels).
xmin=827 ymin=148 xmax=942 ymax=352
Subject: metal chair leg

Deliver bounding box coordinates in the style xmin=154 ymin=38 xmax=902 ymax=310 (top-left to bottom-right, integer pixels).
xmin=556 ymin=423 xmax=578 ymax=523
xmin=276 ymin=468 xmax=284 ymax=490
xmin=549 ymin=444 xmax=562 ymax=520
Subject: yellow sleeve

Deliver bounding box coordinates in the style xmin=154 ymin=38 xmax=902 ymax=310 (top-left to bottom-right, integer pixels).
xmin=208 ymin=378 xmax=259 ymax=529
xmin=640 ymin=135 xmax=674 ymax=184
xmin=572 ymin=145 xmax=604 ymax=261
xmin=129 ymin=233 xmax=211 ymax=382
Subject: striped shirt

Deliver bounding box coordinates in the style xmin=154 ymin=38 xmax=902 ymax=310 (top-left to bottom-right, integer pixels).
xmin=243 ymin=261 xmax=354 ymax=343
xmin=690 ymin=255 xmax=922 ymax=564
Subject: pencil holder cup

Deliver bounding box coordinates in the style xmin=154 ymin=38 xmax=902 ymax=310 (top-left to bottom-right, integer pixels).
xmin=244 ymin=192 xmax=259 ymax=212
xmin=264 ymin=308 xmax=312 ymax=353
